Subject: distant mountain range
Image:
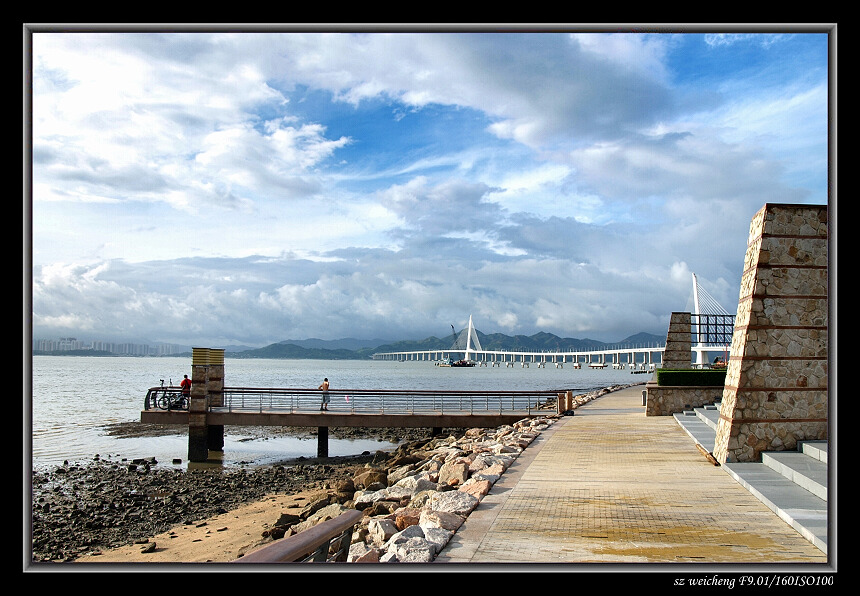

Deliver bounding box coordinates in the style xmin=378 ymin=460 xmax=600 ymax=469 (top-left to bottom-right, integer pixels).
xmin=228 ymin=330 xmax=665 ymax=360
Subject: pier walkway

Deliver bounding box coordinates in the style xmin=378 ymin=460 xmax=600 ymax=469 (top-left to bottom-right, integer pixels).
xmin=435 ymin=385 xmax=830 ymax=566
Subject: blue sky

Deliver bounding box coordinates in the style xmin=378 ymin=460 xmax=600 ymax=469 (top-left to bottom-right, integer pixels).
xmin=28 ymin=26 xmax=833 ymax=347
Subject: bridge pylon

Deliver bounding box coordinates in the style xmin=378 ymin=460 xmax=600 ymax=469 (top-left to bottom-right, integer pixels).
xmin=452 ymin=314 xmax=483 ymax=360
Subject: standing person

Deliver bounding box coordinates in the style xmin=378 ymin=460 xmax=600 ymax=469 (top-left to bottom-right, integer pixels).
xmin=318 ymin=377 xmax=330 ymax=411
xmin=178 ymin=374 xmax=192 ymax=409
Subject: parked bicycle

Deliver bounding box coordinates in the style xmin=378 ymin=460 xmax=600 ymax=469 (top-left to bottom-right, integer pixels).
xmin=154 ymin=378 xmax=188 ymax=410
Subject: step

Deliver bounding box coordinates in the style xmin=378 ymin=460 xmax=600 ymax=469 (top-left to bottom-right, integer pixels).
xmin=722 ymin=461 xmax=828 ymax=554
xmin=801 ymin=440 xmax=828 ymax=464
xmin=673 ymin=409 xmax=828 ymax=555
xmin=673 ymin=412 xmax=716 ymax=453
xmin=762 ymin=451 xmax=828 ymax=500
xmin=692 ymin=405 xmax=720 ymax=431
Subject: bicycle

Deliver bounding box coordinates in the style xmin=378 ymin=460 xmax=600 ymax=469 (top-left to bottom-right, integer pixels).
xmin=154 ymin=379 xmax=189 ymax=410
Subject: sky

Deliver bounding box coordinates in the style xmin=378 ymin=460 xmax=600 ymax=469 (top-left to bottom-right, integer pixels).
xmin=27 ymin=25 xmax=833 ymax=348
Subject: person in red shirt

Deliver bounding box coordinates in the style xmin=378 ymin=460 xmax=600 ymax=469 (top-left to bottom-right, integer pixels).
xmin=180 ymin=374 xmax=192 ymax=396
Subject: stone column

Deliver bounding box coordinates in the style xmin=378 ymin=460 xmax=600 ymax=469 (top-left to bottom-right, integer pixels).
xmin=713 ymin=204 xmax=828 ymax=464
xmin=206 ymin=349 xmax=225 ymax=452
xmin=661 ymin=312 xmax=693 ymax=369
xmin=188 ymin=347 xmax=210 ymax=462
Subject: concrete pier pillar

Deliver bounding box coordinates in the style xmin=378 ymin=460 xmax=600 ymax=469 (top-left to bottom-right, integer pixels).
xmin=317 ymin=426 xmax=329 ymax=458
xmin=713 ymin=204 xmax=828 ymax=464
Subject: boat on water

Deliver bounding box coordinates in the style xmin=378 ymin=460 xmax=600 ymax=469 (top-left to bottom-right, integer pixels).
xmin=451 ymin=359 xmax=476 ymax=367
xmin=437 ymin=357 xmax=476 ymax=368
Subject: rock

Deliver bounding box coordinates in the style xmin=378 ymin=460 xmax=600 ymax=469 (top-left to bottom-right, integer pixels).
xmin=429 ymin=489 xmax=479 ymax=517
xmin=369 ymin=500 xmax=400 ymax=516
xmin=387 ymin=464 xmax=417 ymax=485
xmin=334 ymin=478 xmax=355 ymax=493
xmin=438 ymin=460 xmax=470 ymax=486
xmin=299 ymin=496 xmax=331 ymax=518
xmin=422 ymin=526 xmax=454 ymax=554
xmin=392 ymin=474 xmax=438 ymax=494
xmin=383 ymin=524 xmax=426 ymax=553
xmin=408 ymin=490 xmax=435 ymax=509
xmin=354 ymin=469 xmax=387 ymax=489
xmin=348 ymin=542 xmax=381 ymax=563
xmin=292 ymin=503 xmax=349 ymax=533
xmin=419 ymin=509 xmax=465 ymax=532
xmin=392 ymin=536 xmax=435 ymax=562
xmin=367 ymin=518 xmax=398 ymax=546
xmin=459 ymin=479 xmax=492 ymax=499
xmin=140 ymin=541 xmax=156 ymax=553
xmin=394 ymin=507 xmax=422 ymax=531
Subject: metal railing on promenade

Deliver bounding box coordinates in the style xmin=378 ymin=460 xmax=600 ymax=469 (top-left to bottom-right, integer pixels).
xmin=144 ymin=387 xmax=183 ymax=410
xmin=234 ymin=509 xmax=362 ymax=563
xmin=217 ymin=387 xmax=558 ymax=416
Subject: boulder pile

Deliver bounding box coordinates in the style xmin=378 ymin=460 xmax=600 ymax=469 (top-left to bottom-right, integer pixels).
xmin=243 ymin=415 xmax=556 ymax=563
xmin=348 ymin=416 xmax=552 ymax=562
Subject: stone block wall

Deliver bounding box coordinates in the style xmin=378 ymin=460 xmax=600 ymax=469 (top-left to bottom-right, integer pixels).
xmin=645 ymin=382 xmax=724 ymax=416
xmin=713 ymin=204 xmax=828 ymax=464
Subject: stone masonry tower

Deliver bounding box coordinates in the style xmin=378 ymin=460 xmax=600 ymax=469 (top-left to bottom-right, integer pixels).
xmin=713 ymin=204 xmax=828 ymax=464
xmin=662 ymin=312 xmax=693 ymax=369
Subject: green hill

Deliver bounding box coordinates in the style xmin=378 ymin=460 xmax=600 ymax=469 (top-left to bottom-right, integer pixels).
xmin=228 ymin=330 xmax=664 ymax=360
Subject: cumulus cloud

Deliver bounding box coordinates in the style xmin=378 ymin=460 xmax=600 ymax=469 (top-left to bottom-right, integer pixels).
xmin=28 ymin=29 xmax=830 ymax=346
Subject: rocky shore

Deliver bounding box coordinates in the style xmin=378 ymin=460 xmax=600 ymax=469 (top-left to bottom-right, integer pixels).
xmin=30 ymin=384 xmax=635 ymax=564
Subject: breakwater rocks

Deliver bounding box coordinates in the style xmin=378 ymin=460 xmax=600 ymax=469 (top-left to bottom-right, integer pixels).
xmin=340 ymin=417 xmax=553 ymax=563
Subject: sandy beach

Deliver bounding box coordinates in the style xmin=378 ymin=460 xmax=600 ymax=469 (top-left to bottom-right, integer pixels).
xmin=74 ymin=488 xmax=332 ymax=564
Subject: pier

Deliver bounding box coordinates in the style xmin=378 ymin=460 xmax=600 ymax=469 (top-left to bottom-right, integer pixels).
xmin=140 ymin=304 xmax=734 ymax=463
xmin=142 ymin=382 xmax=562 ymax=460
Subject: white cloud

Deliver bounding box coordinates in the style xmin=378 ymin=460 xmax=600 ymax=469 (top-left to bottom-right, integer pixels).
xmin=28 ymin=30 xmax=830 ymax=346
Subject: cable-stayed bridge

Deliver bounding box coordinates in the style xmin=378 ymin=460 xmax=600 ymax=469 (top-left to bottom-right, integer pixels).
xmin=371 ymin=275 xmax=735 ymax=369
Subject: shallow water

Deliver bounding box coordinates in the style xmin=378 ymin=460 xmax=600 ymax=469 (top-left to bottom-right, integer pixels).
xmin=28 ymin=356 xmax=639 ymax=469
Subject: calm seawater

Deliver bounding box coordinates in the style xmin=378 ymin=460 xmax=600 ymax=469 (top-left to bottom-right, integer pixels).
xmin=28 ymin=356 xmax=640 ymax=470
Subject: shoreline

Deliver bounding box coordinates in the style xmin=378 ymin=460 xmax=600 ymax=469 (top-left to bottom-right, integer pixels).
xmin=29 ymin=384 xmax=642 ymax=565
xmin=29 ymin=424 xmax=475 ymax=563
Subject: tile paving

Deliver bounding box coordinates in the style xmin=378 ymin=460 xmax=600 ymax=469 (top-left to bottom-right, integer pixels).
xmin=434 ymin=385 xmax=829 ymax=566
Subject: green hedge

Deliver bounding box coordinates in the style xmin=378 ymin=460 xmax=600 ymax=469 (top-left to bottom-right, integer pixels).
xmin=655 ymin=369 xmax=727 ymax=387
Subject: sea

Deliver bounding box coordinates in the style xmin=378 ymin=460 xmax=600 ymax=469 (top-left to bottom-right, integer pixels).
xmin=28 ymin=356 xmax=642 ymax=471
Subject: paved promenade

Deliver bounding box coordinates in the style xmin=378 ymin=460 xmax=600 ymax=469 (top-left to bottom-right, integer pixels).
xmin=435 ymin=385 xmax=828 ymax=566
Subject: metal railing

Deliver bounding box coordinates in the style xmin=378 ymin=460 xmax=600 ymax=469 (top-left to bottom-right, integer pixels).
xmin=692 ymin=313 xmax=735 ymax=346
xmin=144 ymin=387 xmax=183 ymax=410
xmin=217 ymin=387 xmax=557 ymax=415
xmin=234 ymin=509 xmax=362 ymax=564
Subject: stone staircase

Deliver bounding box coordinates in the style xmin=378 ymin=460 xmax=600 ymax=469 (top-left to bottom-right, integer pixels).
xmin=673 ymin=403 xmax=828 ymax=554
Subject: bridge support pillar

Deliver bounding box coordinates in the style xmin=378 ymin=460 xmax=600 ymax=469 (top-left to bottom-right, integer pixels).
xmin=317 ymin=427 xmax=329 ymax=458
xmin=432 ymin=427 xmax=442 ymax=436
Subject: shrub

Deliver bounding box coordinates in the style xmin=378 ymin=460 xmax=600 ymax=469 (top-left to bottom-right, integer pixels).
xmin=655 ymin=369 xmax=727 ymax=387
